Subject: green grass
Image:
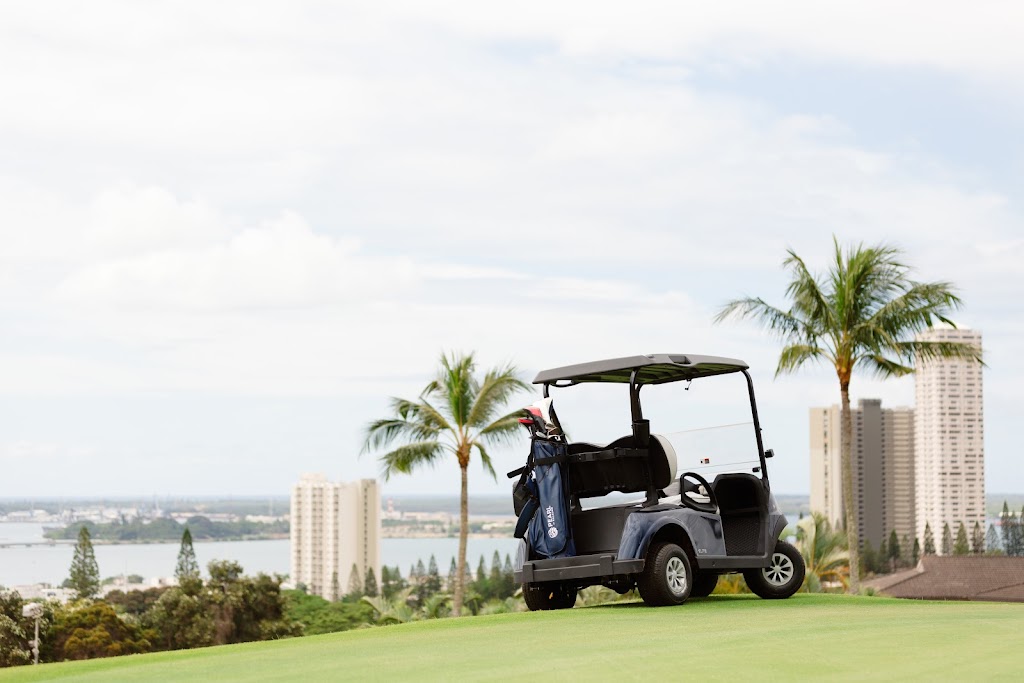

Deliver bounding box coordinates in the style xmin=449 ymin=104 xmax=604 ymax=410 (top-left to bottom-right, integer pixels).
xmin=3 ymin=595 xmax=1021 ymax=682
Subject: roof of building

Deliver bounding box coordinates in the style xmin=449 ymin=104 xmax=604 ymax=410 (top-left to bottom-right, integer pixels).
xmin=864 ymin=556 xmax=1024 ymax=602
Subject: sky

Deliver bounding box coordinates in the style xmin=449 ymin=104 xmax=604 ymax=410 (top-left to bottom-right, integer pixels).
xmin=1 ymin=1 xmax=1022 ymax=500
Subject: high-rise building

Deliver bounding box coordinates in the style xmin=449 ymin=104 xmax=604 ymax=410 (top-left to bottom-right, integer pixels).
xmin=914 ymin=328 xmax=984 ymax=554
xmin=809 ymin=399 xmax=916 ymax=548
xmin=291 ymin=474 xmax=381 ymax=599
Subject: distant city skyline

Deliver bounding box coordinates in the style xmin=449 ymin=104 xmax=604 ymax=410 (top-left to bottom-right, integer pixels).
xmin=1 ymin=3 xmax=1021 ymax=498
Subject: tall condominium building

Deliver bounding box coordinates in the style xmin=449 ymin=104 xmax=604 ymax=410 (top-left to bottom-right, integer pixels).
xmin=809 ymin=399 xmax=916 ymax=548
xmin=915 ymin=328 xmax=984 ymax=553
xmin=291 ymin=474 xmax=381 ymax=599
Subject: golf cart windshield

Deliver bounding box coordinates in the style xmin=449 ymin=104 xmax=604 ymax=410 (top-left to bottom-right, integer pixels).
xmin=657 ymin=422 xmax=760 ymax=478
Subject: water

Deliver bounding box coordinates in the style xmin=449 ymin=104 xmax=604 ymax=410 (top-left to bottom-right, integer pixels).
xmin=0 ymin=523 xmax=520 ymax=587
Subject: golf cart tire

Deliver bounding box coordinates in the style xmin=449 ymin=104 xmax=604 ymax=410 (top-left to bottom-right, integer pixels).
xmin=523 ymin=582 xmax=577 ymax=611
xmin=638 ymin=542 xmax=692 ymax=606
xmin=690 ymin=571 xmax=719 ymax=598
xmin=743 ymin=540 xmax=805 ymax=600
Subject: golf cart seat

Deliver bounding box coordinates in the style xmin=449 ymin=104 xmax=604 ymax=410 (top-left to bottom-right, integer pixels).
xmin=564 ymin=434 xmax=677 ymax=499
xmin=711 ymin=473 xmax=767 ymax=555
xmin=711 ymin=473 xmax=767 ymax=514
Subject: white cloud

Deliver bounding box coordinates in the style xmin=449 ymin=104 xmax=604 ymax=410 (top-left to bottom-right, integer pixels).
xmin=0 ymin=440 xmax=94 ymax=460
xmin=0 ymin=2 xmax=1020 ymax=495
xmin=0 ymin=441 xmax=60 ymax=459
xmin=54 ymin=208 xmax=410 ymax=312
xmin=356 ymin=1 xmax=1024 ymax=78
xmin=87 ymin=187 xmax=231 ymax=256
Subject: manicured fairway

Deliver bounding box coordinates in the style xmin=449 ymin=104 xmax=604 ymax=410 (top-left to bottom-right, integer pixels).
xmin=2 ymin=594 xmax=1021 ymax=682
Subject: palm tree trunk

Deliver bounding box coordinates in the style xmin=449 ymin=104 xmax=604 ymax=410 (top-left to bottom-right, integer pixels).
xmin=840 ymin=380 xmax=861 ymax=594
xmin=453 ymin=463 xmax=469 ymax=616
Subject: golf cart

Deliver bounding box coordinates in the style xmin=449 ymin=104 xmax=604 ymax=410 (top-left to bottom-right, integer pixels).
xmin=510 ymin=354 xmax=805 ymax=609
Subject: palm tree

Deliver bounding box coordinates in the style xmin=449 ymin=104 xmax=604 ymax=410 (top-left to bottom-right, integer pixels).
xmin=796 ymin=513 xmax=850 ymax=592
xmin=363 ymin=351 xmax=528 ymax=616
xmin=419 ymin=593 xmax=452 ymax=620
xmin=716 ymin=239 xmax=982 ymax=592
xmin=362 ymin=588 xmax=417 ymax=625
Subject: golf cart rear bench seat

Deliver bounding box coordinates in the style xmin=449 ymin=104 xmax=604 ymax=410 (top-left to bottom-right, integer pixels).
xmin=516 ymin=554 xmax=645 ymax=583
xmin=562 ymin=435 xmax=677 ymax=500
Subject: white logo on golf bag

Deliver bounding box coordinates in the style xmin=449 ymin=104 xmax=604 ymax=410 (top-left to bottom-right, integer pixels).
xmin=545 ymin=505 xmax=558 ymax=538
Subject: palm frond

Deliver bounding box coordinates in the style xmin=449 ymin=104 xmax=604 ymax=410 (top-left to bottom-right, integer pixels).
xmin=477 ymin=411 xmax=527 ymax=446
xmin=782 ymin=248 xmax=835 ymax=331
xmin=430 ymin=351 xmax=477 ymax=428
xmin=853 ymin=282 xmax=963 ymax=356
xmin=714 ymin=297 xmax=808 ymax=340
xmin=378 ymin=442 xmax=449 ymax=480
xmin=776 ymin=343 xmax=830 ymax=377
xmin=854 ymin=354 xmax=914 ymax=379
xmin=797 ymin=512 xmax=850 ymax=591
xmin=891 ymin=339 xmax=984 ymax=366
xmin=466 ymin=364 xmax=530 ymax=428
xmin=860 ymin=281 xmax=961 ymax=330
xmin=391 ymin=397 xmax=453 ymax=432
xmin=361 ymin=416 xmax=441 ymax=454
xmin=472 ymin=441 xmax=497 ymax=480
xmin=829 ymin=240 xmax=907 ymax=342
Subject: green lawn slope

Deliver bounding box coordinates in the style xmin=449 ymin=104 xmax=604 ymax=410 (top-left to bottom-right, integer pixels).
xmin=2 ymin=595 xmax=1021 ymax=682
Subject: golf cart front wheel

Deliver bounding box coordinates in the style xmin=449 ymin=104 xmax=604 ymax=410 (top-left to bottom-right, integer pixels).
xmin=744 ymin=540 xmax=806 ymax=599
xmin=523 ymin=582 xmax=577 ymax=611
xmin=638 ymin=542 xmax=693 ymax=606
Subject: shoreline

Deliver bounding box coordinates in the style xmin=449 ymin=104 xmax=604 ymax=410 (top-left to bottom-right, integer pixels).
xmin=23 ymin=531 xmax=515 ymax=546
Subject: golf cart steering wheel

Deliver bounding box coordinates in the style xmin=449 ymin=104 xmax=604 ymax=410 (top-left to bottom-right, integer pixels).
xmin=678 ymin=472 xmax=718 ymax=514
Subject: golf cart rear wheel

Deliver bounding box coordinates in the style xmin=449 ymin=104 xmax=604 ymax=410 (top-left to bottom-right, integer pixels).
xmin=690 ymin=570 xmax=719 ymax=598
xmin=744 ymin=540 xmax=805 ymax=599
xmin=523 ymin=582 xmax=577 ymax=611
xmin=638 ymin=542 xmax=692 ymax=606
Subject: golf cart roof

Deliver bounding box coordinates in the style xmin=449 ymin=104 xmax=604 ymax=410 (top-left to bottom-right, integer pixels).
xmin=533 ymin=354 xmax=749 ymax=386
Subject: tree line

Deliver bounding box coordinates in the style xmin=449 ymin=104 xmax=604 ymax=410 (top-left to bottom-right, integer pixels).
xmin=858 ymin=501 xmax=1023 ymax=577
xmin=0 ymin=527 xmax=298 ymax=666
xmin=0 ymin=526 xmax=530 ymax=668
xmin=46 ymin=516 xmax=288 ymax=543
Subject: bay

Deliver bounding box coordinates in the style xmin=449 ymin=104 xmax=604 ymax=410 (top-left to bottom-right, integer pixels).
xmin=0 ymin=523 xmax=520 ymax=587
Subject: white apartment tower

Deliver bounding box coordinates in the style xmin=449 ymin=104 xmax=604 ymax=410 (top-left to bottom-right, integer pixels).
xmin=291 ymin=474 xmax=381 ymax=599
xmin=914 ymin=328 xmax=984 ymax=553
xmin=809 ymin=400 xmax=916 ymax=548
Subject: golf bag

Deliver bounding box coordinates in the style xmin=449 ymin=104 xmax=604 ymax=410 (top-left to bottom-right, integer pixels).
xmin=509 ymin=403 xmax=575 ymax=560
